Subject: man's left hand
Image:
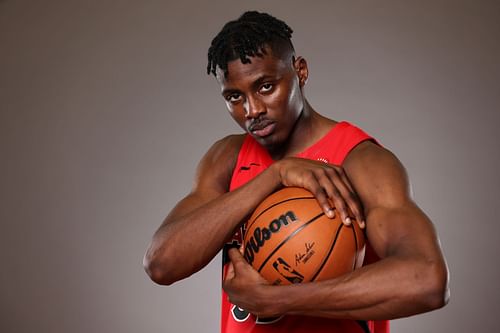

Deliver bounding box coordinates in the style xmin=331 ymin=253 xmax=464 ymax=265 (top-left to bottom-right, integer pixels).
xmin=223 ymin=247 xmax=282 ymax=318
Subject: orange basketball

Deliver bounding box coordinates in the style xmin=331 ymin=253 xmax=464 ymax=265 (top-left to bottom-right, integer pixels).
xmin=243 ymin=187 xmax=365 ymax=285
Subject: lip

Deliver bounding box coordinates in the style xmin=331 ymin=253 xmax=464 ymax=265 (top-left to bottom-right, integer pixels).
xmin=249 ymin=118 xmax=274 ymax=131
xmin=250 ymin=121 xmax=276 ymax=138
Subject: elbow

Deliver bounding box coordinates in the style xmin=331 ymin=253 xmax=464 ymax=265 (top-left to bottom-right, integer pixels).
xmin=418 ymin=260 xmax=450 ymax=311
xmin=143 ymin=251 xmax=177 ymax=286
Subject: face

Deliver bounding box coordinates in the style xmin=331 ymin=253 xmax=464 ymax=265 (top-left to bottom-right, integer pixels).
xmin=216 ymin=49 xmax=307 ymax=149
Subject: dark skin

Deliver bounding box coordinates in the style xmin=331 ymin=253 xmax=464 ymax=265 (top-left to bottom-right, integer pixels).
xmin=143 ymin=46 xmax=449 ymax=320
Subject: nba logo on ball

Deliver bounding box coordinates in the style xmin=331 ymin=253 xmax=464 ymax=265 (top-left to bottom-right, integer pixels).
xmin=243 ymin=187 xmax=365 ymax=285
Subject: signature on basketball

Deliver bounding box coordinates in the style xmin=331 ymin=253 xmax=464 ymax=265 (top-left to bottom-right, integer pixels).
xmin=295 ymin=242 xmax=315 ymax=266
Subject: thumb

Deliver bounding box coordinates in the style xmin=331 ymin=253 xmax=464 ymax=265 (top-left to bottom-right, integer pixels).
xmin=228 ymin=248 xmax=246 ymax=265
xmin=224 ymin=261 xmax=235 ymax=281
xmin=228 ymin=247 xmax=247 ymax=270
xmin=225 ymin=247 xmax=244 ymax=281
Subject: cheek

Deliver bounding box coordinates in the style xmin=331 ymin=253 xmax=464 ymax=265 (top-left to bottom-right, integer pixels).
xmin=286 ymin=81 xmax=303 ymax=111
xmin=270 ymin=82 xmax=302 ymax=115
xmin=227 ymin=106 xmax=247 ymax=128
xmin=264 ymin=87 xmax=288 ymax=110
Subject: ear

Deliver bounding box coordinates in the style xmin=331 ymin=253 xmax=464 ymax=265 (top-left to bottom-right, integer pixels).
xmin=293 ymin=56 xmax=309 ymax=88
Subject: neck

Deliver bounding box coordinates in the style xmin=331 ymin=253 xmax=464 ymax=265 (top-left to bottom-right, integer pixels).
xmin=268 ymin=100 xmax=336 ymax=160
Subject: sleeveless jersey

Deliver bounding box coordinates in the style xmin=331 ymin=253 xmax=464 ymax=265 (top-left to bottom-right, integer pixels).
xmin=221 ymin=121 xmax=389 ymax=333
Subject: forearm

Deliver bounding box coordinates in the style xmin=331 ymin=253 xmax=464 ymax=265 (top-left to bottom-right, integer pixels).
xmin=263 ymin=255 xmax=448 ymax=320
xmin=263 ymin=206 xmax=449 ymax=319
xmin=144 ymin=164 xmax=281 ymax=285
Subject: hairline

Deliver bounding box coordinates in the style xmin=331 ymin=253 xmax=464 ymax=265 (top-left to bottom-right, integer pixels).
xmin=219 ymin=41 xmax=296 ymax=78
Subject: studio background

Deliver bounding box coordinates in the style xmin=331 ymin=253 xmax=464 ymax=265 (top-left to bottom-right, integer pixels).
xmin=1 ymin=0 xmax=499 ymax=332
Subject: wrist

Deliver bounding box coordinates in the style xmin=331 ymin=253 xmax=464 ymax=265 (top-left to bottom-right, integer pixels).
xmin=255 ymin=284 xmax=290 ymax=317
xmin=265 ymin=283 xmax=315 ymax=317
xmin=267 ymin=160 xmax=284 ymax=190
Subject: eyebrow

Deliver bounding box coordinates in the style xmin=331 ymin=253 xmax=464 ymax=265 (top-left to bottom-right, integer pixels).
xmin=221 ymin=74 xmax=279 ymax=96
xmin=221 ymin=88 xmax=240 ymax=97
xmin=253 ymin=74 xmax=277 ymax=87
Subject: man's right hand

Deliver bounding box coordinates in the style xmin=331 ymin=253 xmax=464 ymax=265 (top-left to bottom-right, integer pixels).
xmin=273 ymin=157 xmax=365 ymax=228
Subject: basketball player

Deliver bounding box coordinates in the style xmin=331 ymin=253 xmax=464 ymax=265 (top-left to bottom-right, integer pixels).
xmin=144 ymin=11 xmax=449 ymax=333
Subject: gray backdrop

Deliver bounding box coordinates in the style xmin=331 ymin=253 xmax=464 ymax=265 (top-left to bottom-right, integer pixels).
xmin=1 ymin=0 xmax=499 ymax=332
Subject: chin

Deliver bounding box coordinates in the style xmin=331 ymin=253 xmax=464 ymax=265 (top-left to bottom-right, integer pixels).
xmin=256 ymin=135 xmax=284 ymax=153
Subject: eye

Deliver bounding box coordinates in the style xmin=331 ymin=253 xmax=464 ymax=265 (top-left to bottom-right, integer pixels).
xmin=225 ymin=93 xmax=242 ymax=103
xmin=259 ymin=83 xmax=274 ymax=94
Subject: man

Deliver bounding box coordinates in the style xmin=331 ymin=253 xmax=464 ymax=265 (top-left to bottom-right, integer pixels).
xmin=144 ymin=11 xmax=449 ymax=333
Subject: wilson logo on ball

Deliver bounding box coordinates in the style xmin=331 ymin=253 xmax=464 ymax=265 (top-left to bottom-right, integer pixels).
xmin=244 ymin=211 xmax=298 ymax=265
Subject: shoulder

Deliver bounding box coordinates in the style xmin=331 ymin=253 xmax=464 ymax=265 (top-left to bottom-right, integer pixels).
xmin=194 ymin=134 xmax=246 ymax=192
xmin=343 ymin=141 xmax=411 ymax=209
xmin=205 ymin=134 xmax=246 ymax=161
xmin=344 ymin=140 xmax=401 ymax=170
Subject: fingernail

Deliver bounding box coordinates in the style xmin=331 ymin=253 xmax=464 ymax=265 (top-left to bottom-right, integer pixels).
xmin=360 ymin=220 xmax=366 ymax=228
xmin=326 ymin=208 xmax=335 ymax=218
xmin=344 ymin=217 xmax=352 ymax=225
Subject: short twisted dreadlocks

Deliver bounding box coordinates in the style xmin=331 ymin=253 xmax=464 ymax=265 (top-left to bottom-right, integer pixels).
xmin=207 ymin=11 xmax=294 ymax=77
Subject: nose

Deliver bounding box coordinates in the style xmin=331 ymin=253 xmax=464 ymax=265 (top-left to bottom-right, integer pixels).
xmin=244 ymin=95 xmax=266 ymax=119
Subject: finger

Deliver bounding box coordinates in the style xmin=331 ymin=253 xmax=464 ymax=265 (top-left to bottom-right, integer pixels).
xmin=329 ymin=185 xmax=352 ymax=226
xmin=306 ymin=174 xmax=335 ymax=218
xmin=316 ymin=168 xmax=350 ymax=223
xmin=337 ymin=169 xmax=366 ymax=228
xmin=322 ymin=166 xmax=363 ymax=227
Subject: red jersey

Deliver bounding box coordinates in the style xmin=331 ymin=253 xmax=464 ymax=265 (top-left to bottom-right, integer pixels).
xmin=221 ymin=121 xmax=389 ymax=333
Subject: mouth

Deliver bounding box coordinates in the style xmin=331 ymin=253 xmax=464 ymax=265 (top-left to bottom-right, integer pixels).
xmin=248 ymin=120 xmax=276 ymax=138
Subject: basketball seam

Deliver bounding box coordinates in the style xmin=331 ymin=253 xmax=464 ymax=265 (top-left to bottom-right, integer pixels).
xmin=310 ymin=223 xmax=344 ymax=282
xmin=257 ymin=212 xmax=325 ymax=273
xmin=352 ymin=225 xmax=359 ymax=271
xmin=245 ymin=196 xmax=316 ymax=231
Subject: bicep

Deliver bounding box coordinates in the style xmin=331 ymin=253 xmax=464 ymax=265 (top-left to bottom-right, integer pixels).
xmin=344 ymin=142 xmax=443 ymax=260
xmin=163 ymin=135 xmax=243 ymax=223
xmin=365 ymin=203 xmax=442 ymax=261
